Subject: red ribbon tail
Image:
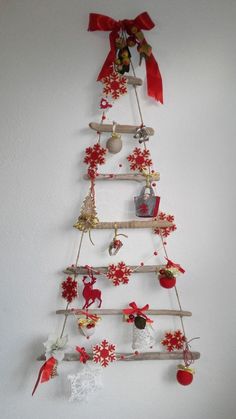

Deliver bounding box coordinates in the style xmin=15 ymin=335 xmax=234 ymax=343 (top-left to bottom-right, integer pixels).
xmin=97 ymin=50 xmax=114 ymax=81
xmin=145 ymin=54 xmax=163 ymax=103
xmin=97 ymin=31 xmax=118 ymax=81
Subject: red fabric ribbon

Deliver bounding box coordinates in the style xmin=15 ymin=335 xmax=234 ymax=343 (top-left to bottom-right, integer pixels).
xmin=123 ymin=301 xmax=153 ymax=323
xmin=165 ymin=258 xmax=185 ymax=273
xmin=32 ymin=356 xmax=57 ymax=396
xmin=81 ymin=310 xmax=100 ymax=322
xmin=76 ymin=346 xmax=90 ymax=363
xmin=88 ymin=12 xmax=163 ymax=103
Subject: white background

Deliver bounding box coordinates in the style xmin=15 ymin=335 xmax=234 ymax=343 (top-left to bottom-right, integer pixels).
xmin=0 ymin=0 xmax=236 ymax=418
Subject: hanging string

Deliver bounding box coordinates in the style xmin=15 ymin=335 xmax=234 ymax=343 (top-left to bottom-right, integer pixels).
xmin=60 ymin=231 xmax=85 ymax=338
xmin=159 ymin=232 xmax=187 ymax=338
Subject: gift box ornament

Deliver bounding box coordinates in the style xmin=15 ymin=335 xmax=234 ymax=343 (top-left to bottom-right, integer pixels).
xmin=134 ymin=186 xmax=160 ymax=218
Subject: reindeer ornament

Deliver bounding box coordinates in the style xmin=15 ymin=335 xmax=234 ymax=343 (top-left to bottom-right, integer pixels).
xmin=82 ymin=272 xmax=102 ymax=309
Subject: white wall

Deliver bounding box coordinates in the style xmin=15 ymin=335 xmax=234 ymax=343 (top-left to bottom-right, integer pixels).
xmin=0 ymin=0 xmax=236 ymax=418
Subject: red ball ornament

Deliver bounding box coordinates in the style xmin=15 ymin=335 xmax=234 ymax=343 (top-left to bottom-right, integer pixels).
xmin=159 ymin=275 xmax=176 ymax=289
xmin=176 ymin=366 xmax=194 ymax=386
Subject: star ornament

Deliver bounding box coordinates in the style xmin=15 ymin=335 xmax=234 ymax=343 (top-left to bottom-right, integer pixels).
xmin=102 ymin=71 xmax=127 ymax=100
xmin=93 ymin=339 xmax=116 ymax=367
xmin=106 ymin=261 xmax=132 ymax=286
xmin=161 ymin=330 xmax=186 ymax=352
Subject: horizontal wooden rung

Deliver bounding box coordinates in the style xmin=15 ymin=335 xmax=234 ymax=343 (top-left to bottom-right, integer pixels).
xmin=83 ymin=173 xmax=160 ymax=182
xmin=56 ymin=309 xmax=192 ymax=317
xmin=37 ymin=351 xmax=200 ymax=362
xmin=89 ymin=122 xmax=155 ymax=135
xmin=126 ymin=75 xmax=143 ymax=86
xmin=94 ymin=220 xmax=173 ymax=229
xmin=65 ymin=264 xmax=163 ymax=275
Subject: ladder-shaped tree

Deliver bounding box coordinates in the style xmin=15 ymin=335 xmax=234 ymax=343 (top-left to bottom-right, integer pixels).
xmin=33 ymin=12 xmax=200 ymax=401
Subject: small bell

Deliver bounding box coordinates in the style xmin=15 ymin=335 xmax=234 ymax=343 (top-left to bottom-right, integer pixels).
xmin=106 ymin=122 xmax=123 ymax=154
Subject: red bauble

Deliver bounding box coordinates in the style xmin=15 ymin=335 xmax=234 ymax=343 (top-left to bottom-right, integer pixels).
xmin=176 ymin=368 xmax=194 ymax=386
xmin=159 ymin=275 xmax=176 ymax=289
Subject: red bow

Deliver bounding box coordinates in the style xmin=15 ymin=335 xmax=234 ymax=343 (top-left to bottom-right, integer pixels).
xmin=32 ymin=356 xmax=57 ymax=396
xmin=165 ymin=258 xmax=185 ymax=274
xmin=72 ymin=309 xmax=100 ymax=322
xmin=81 ymin=310 xmax=100 ymax=322
xmin=76 ymin=346 xmax=90 ymax=363
xmin=123 ymin=301 xmax=153 ymax=323
xmin=88 ymin=12 xmax=163 ymax=103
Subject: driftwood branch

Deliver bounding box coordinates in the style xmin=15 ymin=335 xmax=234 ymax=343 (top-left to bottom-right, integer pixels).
xmin=94 ymin=220 xmax=172 ymax=229
xmin=83 ymin=173 xmax=160 ymax=182
xmin=126 ymin=75 xmax=143 ymax=86
xmin=56 ymin=309 xmax=192 ymax=317
xmin=89 ymin=122 xmax=155 ymax=135
xmin=37 ymin=351 xmax=200 ymax=362
xmin=64 ymin=264 xmax=164 ymax=275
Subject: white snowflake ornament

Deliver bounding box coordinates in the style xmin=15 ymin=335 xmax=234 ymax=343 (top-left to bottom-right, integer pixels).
xmin=68 ymin=364 xmax=103 ymax=402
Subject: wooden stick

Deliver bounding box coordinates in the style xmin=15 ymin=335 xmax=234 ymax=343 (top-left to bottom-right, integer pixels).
xmin=56 ymin=309 xmax=192 ymax=317
xmin=126 ymin=75 xmax=143 ymax=86
xmin=89 ymin=122 xmax=155 ymax=135
xmin=83 ymin=173 xmax=160 ymax=182
xmin=94 ymin=220 xmax=173 ymax=229
xmin=37 ymin=351 xmax=200 ymax=362
xmin=64 ymin=264 xmax=164 ymax=275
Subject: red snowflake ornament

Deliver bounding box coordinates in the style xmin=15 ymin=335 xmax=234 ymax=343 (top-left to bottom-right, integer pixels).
xmin=154 ymin=212 xmax=177 ymax=237
xmin=106 ymin=261 xmax=132 ymax=286
xmin=93 ymin=339 xmax=116 ymax=367
xmin=161 ymin=330 xmax=186 ymax=352
xmin=127 ymin=147 xmax=152 ymax=172
xmin=84 ymin=143 xmax=107 ymax=179
xmin=102 ymin=71 xmax=127 ymax=100
xmin=61 ymin=276 xmax=77 ymax=303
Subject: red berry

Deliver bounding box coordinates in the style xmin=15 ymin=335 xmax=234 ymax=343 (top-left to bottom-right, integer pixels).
xmin=152 ymin=183 xmax=156 ymax=187
xmin=119 ymin=164 xmax=122 ymax=167
xmin=120 ymin=355 xmax=125 ymax=360
xmin=140 ymin=262 xmax=144 ymax=266
xmin=154 ymin=251 xmax=158 ymax=256
xmin=134 ymin=351 xmax=139 ymax=355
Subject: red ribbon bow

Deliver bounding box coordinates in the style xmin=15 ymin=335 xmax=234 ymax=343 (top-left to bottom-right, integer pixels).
xmin=76 ymin=346 xmax=90 ymax=364
xmin=165 ymin=258 xmax=185 ymax=273
xmin=123 ymin=301 xmax=153 ymax=323
xmin=80 ymin=310 xmax=100 ymax=322
xmin=88 ymin=12 xmax=163 ymax=103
